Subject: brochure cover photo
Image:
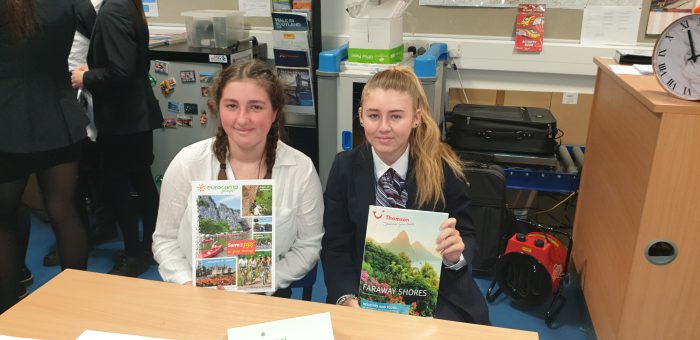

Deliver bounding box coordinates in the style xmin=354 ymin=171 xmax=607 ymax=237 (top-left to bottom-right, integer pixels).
xmin=276 ymin=67 xmax=314 ymax=114
xmin=360 ymin=205 xmax=448 ymax=317
xmin=192 ymin=180 xmax=275 ymax=293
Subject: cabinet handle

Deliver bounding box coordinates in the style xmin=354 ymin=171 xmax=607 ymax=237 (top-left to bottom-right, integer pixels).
xmin=644 ymin=239 xmax=678 ymax=265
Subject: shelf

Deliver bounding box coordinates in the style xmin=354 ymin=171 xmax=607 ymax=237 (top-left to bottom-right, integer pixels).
xmin=504 ymin=145 xmax=584 ymax=193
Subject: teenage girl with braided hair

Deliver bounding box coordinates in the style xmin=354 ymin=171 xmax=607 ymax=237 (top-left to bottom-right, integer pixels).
xmin=152 ymin=59 xmax=324 ymax=297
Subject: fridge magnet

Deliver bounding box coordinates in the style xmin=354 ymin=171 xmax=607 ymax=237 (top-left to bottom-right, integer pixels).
xmin=184 ymin=103 xmax=198 ymax=115
xmin=199 ymin=110 xmax=208 ymax=126
xmin=180 ymin=70 xmax=196 ymax=83
xmin=199 ymin=71 xmax=214 ymax=83
xmin=200 ymin=86 xmax=210 ymax=97
xmin=163 ymin=118 xmax=177 ymax=129
xmin=177 ymin=114 xmax=193 ymax=127
xmin=167 ymin=101 xmax=182 ymax=113
xmin=154 ymin=60 xmax=169 ymax=74
xmin=160 ymin=79 xmax=175 ymax=95
xmin=148 ymin=74 xmax=157 ymax=87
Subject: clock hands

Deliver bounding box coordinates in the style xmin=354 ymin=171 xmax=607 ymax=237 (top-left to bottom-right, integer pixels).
xmin=688 ymin=30 xmax=699 ymax=63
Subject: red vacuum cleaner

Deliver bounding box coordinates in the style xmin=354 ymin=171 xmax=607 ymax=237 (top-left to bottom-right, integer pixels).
xmin=486 ymin=220 xmax=572 ymax=327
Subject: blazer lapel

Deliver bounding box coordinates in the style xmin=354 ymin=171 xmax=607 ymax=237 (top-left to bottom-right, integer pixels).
xmin=406 ymin=155 xmax=418 ymax=210
xmin=353 ymin=144 xmax=376 ymax=208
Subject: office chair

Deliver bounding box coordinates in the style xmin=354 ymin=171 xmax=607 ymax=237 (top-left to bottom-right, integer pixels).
xmin=289 ymin=263 xmax=318 ymax=301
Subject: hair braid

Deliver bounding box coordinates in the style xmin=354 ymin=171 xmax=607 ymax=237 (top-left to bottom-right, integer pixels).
xmin=214 ymin=127 xmax=229 ymax=180
xmin=263 ymin=122 xmax=280 ymax=179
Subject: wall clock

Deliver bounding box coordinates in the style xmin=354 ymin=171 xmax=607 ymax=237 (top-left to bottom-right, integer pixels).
xmin=652 ymin=14 xmax=700 ymax=101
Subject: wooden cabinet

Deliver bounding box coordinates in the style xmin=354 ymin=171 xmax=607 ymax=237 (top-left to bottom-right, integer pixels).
xmin=573 ymin=58 xmax=700 ymax=340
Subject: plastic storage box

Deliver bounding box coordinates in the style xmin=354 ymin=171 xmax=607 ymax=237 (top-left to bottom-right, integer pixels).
xmin=181 ymin=10 xmax=244 ymax=48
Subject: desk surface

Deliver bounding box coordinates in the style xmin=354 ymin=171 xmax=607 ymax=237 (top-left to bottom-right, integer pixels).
xmin=594 ymin=57 xmax=700 ymax=115
xmin=0 ymin=270 xmax=538 ymax=340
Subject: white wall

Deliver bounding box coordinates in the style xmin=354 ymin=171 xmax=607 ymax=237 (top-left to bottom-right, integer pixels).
xmin=319 ymin=0 xmax=653 ymax=94
xmin=155 ymin=0 xmax=653 ymax=94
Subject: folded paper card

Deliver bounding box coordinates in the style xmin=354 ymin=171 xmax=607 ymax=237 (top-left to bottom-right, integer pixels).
xmin=227 ymin=312 xmax=334 ymax=340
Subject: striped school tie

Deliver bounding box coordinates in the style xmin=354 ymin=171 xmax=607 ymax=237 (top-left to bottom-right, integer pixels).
xmin=375 ymin=168 xmax=408 ymax=208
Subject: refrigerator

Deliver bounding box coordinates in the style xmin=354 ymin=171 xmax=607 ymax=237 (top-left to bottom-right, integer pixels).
xmin=148 ymin=42 xmax=264 ymax=184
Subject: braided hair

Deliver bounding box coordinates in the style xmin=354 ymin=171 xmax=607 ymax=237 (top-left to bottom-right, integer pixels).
xmin=210 ymin=59 xmax=286 ymax=180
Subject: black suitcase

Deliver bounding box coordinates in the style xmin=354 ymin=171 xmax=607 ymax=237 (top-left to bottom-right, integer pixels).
xmin=463 ymin=160 xmax=513 ymax=273
xmin=448 ymin=104 xmax=558 ymax=155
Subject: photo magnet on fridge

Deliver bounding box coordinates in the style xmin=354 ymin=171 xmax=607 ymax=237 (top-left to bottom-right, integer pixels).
xmin=154 ymin=60 xmax=169 ymax=74
xmin=177 ymin=114 xmax=193 ymax=127
xmin=199 ymin=71 xmax=215 ymax=83
xmin=180 ymin=70 xmax=196 ymax=83
xmin=167 ymin=101 xmax=182 ymax=113
xmin=163 ymin=118 xmax=177 ymax=129
xmin=184 ymin=103 xmax=198 ymax=115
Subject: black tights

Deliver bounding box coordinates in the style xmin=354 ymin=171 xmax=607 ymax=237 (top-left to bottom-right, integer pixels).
xmin=0 ymin=162 xmax=88 ymax=313
xmin=105 ymin=165 xmax=158 ymax=257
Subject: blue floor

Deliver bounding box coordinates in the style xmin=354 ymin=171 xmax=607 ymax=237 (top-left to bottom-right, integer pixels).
xmin=24 ymin=212 xmax=596 ymax=339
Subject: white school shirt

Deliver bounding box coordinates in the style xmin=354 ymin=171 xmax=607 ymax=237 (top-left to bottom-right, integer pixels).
xmin=370 ymin=145 xmax=467 ymax=270
xmin=152 ymin=138 xmax=324 ymax=289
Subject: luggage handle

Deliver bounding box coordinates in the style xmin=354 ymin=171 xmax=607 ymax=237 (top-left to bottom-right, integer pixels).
xmin=519 ymin=107 xmax=532 ymax=122
xmin=477 ymin=130 xmax=533 ymax=140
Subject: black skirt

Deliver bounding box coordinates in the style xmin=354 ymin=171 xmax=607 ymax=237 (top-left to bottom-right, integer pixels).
xmin=0 ymin=141 xmax=83 ymax=183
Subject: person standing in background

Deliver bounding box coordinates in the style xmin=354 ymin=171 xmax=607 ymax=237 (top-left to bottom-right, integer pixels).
xmin=0 ymin=0 xmax=91 ymax=313
xmin=42 ymin=0 xmax=120 ymax=268
xmin=68 ymin=0 xmax=103 ymax=72
xmin=71 ymin=0 xmax=162 ymax=277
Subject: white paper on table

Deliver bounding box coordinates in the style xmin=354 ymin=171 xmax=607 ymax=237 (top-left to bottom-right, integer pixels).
xmin=633 ymin=64 xmax=653 ymax=75
xmin=0 ymin=335 xmax=40 ymax=340
xmin=239 ymin=0 xmax=272 ymax=17
xmin=227 ymin=312 xmax=334 ymax=340
xmin=609 ymin=64 xmax=642 ymax=75
xmin=76 ymin=330 xmax=172 ymax=340
xmin=580 ymin=5 xmax=641 ymax=45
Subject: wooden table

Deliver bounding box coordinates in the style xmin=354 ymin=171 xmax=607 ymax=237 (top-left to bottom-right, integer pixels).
xmin=0 ymin=270 xmax=538 ymax=340
xmin=572 ymin=58 xmax=700 ymax=340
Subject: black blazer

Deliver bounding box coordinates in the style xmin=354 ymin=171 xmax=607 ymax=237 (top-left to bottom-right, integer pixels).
xmin=0 ymin=0 xmax=90 ymax=153
xmin=83 ymin=0 xmax=162 ymax=136
xmin=321 ymin=144 xmax=489 ymax=324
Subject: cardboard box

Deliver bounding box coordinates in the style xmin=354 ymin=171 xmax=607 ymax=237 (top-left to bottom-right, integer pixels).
xmin=348 ymin=16 xmax=403 ymax=64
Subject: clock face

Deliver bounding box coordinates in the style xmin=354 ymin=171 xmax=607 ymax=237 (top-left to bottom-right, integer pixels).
xmin=652 ymin=14 xmax=700 ymax=101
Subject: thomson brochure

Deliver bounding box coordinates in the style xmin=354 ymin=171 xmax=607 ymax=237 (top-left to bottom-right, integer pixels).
xmin=359 ymin=205 xmax=447 ymax=317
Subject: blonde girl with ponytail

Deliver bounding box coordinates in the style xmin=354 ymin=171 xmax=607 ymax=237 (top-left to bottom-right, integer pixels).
xmin=321 ymin=66 xmax=489 ymax=324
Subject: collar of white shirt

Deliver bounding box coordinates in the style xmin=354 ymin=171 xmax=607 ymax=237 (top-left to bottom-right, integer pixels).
xmin=371 ymin=145 xmax=409 ymax=181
